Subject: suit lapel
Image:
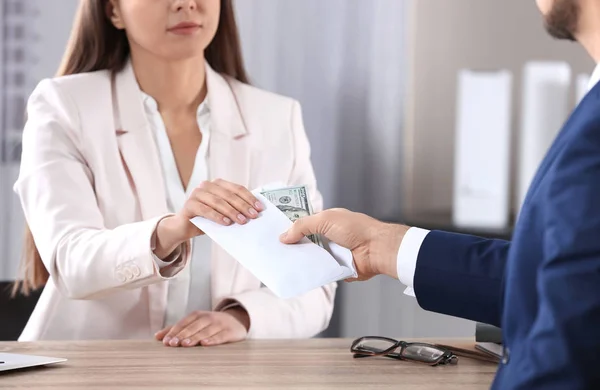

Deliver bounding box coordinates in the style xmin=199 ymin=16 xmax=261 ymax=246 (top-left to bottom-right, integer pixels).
xmin=205 ymin=62 xmax=253 ymax=298
xmin=521 ymin=85 xmax=600 ymax=209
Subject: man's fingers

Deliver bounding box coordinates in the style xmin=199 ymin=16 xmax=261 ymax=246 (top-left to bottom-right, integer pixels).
xmin=280 ymin=215 xmax=320 ymax=244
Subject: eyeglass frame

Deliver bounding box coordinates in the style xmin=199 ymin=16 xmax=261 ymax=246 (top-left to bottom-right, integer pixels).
xmin=350 ymin=336 xmax=458 ymax=366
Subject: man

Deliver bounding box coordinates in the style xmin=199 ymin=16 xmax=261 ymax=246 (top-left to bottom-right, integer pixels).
xmin=280 ymin=0 xmax=600 ymax=389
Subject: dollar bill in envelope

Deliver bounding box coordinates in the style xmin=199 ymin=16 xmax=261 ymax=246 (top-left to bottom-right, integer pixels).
xmin=190 ymin=185 xmax=357 ymax=299
xmin=260 ymin=185 xmax=324 ymax=248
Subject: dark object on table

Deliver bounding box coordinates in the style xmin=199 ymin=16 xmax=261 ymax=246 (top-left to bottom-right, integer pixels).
xmin=475 ymin=322 xmax=502 ymax=344
xmin=351 ymin=336 xmax=457 ymax=366
xmin=435 ymin=343 xmax=499 ymax=364
xmin=0 ymin=281 xmax=41 ymax=340
xmin=474 ymin=342 xmax=502 ymax=362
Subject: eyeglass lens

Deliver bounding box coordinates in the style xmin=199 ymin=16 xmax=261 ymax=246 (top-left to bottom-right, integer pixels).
xmin=402 ymin=344 xmax=446 ymax=363
xmin=354 ymin=338 xmax=397 ymax=354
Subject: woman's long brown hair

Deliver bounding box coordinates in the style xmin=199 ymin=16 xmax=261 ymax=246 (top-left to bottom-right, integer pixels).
xmin=13 ymin=0 xmax=248 ymax=296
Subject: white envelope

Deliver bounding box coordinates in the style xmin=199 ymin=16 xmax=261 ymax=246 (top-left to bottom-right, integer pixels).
xmin=190 ymin=191 xmax=357 ymax=299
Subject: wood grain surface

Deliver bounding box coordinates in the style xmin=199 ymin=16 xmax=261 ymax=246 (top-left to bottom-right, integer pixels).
xmin=0 ymin=338 xmax=497 ymax=389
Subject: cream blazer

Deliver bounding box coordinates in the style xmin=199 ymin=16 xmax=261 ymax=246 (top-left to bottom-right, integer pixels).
xmin=15 ymin=60 xmax=336 ymax=341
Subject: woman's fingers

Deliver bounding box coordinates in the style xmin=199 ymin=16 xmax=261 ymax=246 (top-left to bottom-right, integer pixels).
xmin=162 ymin=312 xmax=204 ymax=346
xmin=184 ymin=199 xmax=232 ymax=225
xmin=209 ymin=182 xmax=260 ymax=220
xmin=162 ymin=310 xmax=249 ymax=348
xmin=184 ymin=180 xmax=263 ymax=225
xmin=181 ymin=324 xmax=222 ymax=347
xmin=197 ymin=191 xmax=250 ymax=224
xmin=173 ymin=316 xmax=215 ymax=346
xmin=214 ymin=179 xmax=263 ymax=212
xmin=154 ymin=326 xmax=171 ymax=341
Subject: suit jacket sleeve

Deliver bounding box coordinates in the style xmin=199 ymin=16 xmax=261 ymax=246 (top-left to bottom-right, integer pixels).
xmin=414 ymin=231 xmax=509 ymax=327
xmin=506 ymin=132 xmax=600 ymax=389
xmin=14 ymin=79 xmax=190 ymax=300
xmin=215 ymin=100 xmax=336 ymax=338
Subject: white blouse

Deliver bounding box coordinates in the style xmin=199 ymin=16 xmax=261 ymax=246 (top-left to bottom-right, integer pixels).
xmin=142 ymin=93 xmax=213 ymax=327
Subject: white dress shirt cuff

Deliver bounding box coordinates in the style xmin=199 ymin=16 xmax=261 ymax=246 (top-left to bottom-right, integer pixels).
xmin=396 ymin=227 xmax=430 ymax=298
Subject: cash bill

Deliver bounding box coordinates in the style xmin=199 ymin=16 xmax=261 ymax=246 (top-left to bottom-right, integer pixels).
xmin=260 ymin=185 xmax=324 ymax=247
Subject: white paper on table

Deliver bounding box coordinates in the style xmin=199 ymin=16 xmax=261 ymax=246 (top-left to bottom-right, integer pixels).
xmin=190 ymin=190 xmax=357 ymax=299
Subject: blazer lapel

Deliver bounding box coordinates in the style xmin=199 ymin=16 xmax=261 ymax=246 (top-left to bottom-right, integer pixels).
xmin=205 ymin=62 xmax=253 ymax=298
xmin=113 ymin=61 xmax=168 ymax=220
xmin=112 ymin=61 xmax=169 ymax=331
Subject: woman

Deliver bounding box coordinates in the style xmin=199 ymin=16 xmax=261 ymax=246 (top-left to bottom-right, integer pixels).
xmin=13 ymin=0 xmax=335 ymax=347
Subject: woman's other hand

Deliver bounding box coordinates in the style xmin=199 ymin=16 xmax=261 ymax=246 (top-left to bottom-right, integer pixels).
xmin=155 ymin=307 xmax=250 ymax=347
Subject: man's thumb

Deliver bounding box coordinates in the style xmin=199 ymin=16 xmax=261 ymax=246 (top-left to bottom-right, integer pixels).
xmin=280 ymin=217 xmax=316 ymax=244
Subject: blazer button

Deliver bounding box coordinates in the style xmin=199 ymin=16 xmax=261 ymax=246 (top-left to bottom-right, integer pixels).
xmin=131 ymin=265 xmax=141 ymax=277
xmin=502 ymin=346 xmax=510 ymax=365
xmin=123 ymin=267 xmax=133 ymax=280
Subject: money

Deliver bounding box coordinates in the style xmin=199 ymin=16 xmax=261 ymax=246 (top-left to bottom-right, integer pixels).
xmin=260 ymin=185 xmax=323 ymax=247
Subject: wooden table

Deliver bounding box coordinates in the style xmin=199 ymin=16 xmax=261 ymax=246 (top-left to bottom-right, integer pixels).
xmin=0 ymin=339 xmax=497 ymax=389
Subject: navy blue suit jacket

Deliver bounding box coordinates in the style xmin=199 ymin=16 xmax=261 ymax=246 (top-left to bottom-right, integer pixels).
xmin=414 ymin=83 xmax=600 ymax=389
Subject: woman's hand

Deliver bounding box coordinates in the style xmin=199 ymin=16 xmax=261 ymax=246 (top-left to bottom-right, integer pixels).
xmin=155 ymin=308 xmax=250 ymax=347
xmin=153 ymin=179 xmax=263 ymax=259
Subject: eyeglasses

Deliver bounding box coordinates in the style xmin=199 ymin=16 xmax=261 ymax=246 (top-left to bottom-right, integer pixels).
xmin=350 ymin=336 xmax=458 ymax=366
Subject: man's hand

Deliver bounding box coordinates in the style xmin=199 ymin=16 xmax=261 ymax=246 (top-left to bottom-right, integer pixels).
xmin=155 ymin=308 xmax=250 ymax=347
xmin=280 ymin=208 xmax=409 ymax=281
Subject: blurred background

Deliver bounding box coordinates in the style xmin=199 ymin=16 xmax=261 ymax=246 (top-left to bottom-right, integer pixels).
xmin=0 ymin=0 xmax=594 ymax=340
